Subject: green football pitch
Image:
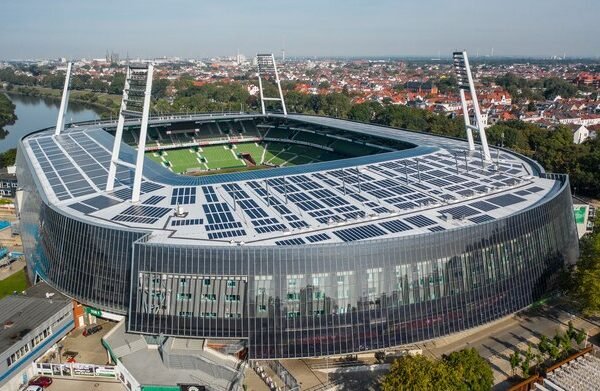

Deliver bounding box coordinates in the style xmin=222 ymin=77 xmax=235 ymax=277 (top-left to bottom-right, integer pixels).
xmin=145 ymin=141 xmax=344 ymax=175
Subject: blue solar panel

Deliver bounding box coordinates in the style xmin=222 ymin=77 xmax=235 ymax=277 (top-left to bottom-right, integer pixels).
xmin=112 ymin=205 xmax=171 ymax=224
xmin=171 ymin=218 xmax=204 ymax=226
xmin=439 ymin=205 xmax=479 ymax=219
xmin=255 ymin=224 xmax=287 ymax=234
xmin=469 ymin=215 xmax=495 ymax=224
xmin=487 ymin=194 xmax=527 ymax=207
xmin=143 ymin=195 xmax=165 ymax=205
xmin=405 ymin=215 xmax=436 ymax=227
xmin=82 ymin=195 xmax=121 ymax=210
xmin=333 ymin=224 xmax=386 ymax=242
xmin=469 ymin=200 xmax=498 ymax=212
xmin=275 ymin=238 xmax=306 ymax=246
xmin=141 ymin=182 xmax=164 ymax=193
xmin=207 ymin=230 xmax=246 ymax=240
xmin=527 ymin=186 xmax=544 ymax=193
xmin=201 ymin=186 xmax=219 ymax=203
xmin=289 ymin=221 xmax=309 ymax=229
xmin=68 ymin=202 xmax=96 ymax=214
xmin=380 ymin=220 xmax=411 ymax=233
xmin=171 ymin=187 xmax=197 ymax=205
xmin=306 ymin=233 xmax=331 ymax=243
xmin=428 ymin=226 xmax=446 ymax=232
xmin=111 ymin=187 xmax=132 ymax=200
xmin=205 ymin=222 xmax=243 ymax=231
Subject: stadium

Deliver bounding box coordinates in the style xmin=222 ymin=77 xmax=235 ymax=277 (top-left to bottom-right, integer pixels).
xmin=15 ymin=54 xmax=578 ymax=360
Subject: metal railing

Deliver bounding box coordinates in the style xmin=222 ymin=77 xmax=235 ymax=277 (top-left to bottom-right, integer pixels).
xmin=249 ymin=360 xmax=300 ymax=391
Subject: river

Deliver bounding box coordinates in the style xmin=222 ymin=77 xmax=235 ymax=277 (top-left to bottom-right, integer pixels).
xmin=0 ymin=93 xmax=104 ymax=153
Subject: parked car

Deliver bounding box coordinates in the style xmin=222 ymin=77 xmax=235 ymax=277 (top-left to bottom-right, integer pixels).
xmin=25 ymin=386 xmax=43 ymax=391
xmin=28 ymin=375 xmax=53 ymax=387
xmin=82 ymin=324 xmax=102 ymax=336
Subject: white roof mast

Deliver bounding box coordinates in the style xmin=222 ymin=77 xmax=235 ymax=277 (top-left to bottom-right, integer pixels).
xmin=256 ymin=53 xmax=287 ymax=116
xmin=54 ymin=62 xmax=73 ymax=136
xmin=453 ymin=51 xmax=492 ymax=162
xmin=105 ymin=63 xmax=154 ymax=203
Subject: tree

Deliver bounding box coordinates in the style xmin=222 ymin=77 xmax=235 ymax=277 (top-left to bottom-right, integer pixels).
xmin=381 ymin=349 xmax=492 ymax=391
xmin=318 ymin=80 xmax=330 ymax=89
xmin=572 ymin=229 xmax=600 ymax=316
xmin=538 ymin=335 xmax=552 ymax=357
xmin=152 ymin=78 xmax=170 ymax=99
xmin=443 ymin=348 xmax=494 ymax=391
xmin=0 ymin=148 xmax=17 ymax=168
xmin=509 ymin=350 xmax=522 ymax=376
xmin=380 ymin=354 xmax=458 ymax=391
xmin=559 ymin=332 xmax=573 ymax=358
xmin=108 ymin=72 xmax=126 ymax=95
xmin=322 ymin=93 xmax=352 ymax=118
xmin=575 ymin=328 xmax=587 ymax=347
xmin=548 ymin=339 xmax=561 ymax=362
xmin=348 ymin=102 xmax=381 ymax=123
xmin=520 ymin=345 xmax=533 ymax=378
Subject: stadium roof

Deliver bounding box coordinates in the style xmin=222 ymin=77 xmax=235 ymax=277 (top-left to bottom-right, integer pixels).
xmin=21 ymin=114 xmax=559 ymax=247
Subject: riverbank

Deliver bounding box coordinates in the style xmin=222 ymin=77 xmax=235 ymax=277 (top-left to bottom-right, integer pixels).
xmin=1 ymin=85 xmax=120 ymax=116
xmin=0 ymin=93 xmax=17 ymax=128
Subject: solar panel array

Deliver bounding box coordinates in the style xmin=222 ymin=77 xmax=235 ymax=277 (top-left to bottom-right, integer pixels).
xmin=171 ymin=218 xmax=204 ymax=227
xmin=112 ymin=205 xmax=171 ymax=224
xmin=24 ymin=124 xmax=550 ymax=245
xmin=171 ymin=187 xmax=197 ymax=205
xmin=201 ymin=186 xmax=246 ymax=240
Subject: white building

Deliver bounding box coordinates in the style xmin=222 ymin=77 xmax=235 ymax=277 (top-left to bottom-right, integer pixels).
xmin=572 ymin=125 xmax=590 ymax=144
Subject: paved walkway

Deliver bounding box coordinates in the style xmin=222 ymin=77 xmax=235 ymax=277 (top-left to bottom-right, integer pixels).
xmin=419 ymin=304 xmax=600 ymax=389
xmin=0 ymin=258 xmax=26 ymax=281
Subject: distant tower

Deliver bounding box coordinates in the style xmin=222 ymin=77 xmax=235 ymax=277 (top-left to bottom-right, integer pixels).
xmin=453 ymin=51 xmax=491 ymax=162
xmin=282 ymin=49 xmax=285 ymax=62
xmin=256 ymin=53 xmax=287 ymax=116
xmin=106 ymin=63 xmax=154 ymax=203
xmin=54 ymin=62 xmax=73 ymax=136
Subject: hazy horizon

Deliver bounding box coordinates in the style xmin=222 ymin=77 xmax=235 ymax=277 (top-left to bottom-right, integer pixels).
xmin=1 ymin=0 xmax=599 ymax=60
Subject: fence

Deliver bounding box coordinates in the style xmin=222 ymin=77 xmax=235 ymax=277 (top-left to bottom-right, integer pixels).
xmin=34 ymin=362 xmax=117 ymax=379
xmin=249 ymin=360 xmax=300 ymax=391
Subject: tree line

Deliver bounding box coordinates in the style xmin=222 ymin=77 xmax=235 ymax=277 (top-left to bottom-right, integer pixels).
xmin=2 ymin=69 xmax=599 ymax=199
xmin=0 ymin=93 xmax=17 ymax=128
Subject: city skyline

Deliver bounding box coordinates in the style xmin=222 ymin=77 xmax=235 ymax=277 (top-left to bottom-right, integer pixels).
xmin=1 ymin=0 xmax=599 ymax=60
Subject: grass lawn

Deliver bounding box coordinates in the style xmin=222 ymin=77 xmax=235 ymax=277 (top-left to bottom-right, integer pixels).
xmin=0 ymin=269 xmax=29 ymax=299
xmin=165 ymin=148 xmax=203 ymax=173
xmin=145 ymin=152 xmax=165 ymax=165
xmin=234 ymin=142 xmax=265 ymax=164
xmin=201 ymin=145 xmax=244 ymax=170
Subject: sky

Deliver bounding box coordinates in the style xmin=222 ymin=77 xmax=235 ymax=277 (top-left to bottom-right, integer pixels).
xmin=1 ymin=0 xmax=599 ymax=60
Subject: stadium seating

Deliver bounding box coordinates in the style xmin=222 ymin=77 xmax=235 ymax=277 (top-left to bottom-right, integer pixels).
xmin=330 ymin=139 xmax=378 ymax=156
xmin=264 ymin=127 xmax=296 ymax=140
xmin=292 ymin=130 xmax=332 ymax=147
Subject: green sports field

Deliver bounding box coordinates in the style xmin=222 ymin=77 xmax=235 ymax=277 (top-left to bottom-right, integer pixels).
xmin=145 ymin=141 xmax=357 ymax=175
xmin=200 ymin=145 xmax=245 ymax=170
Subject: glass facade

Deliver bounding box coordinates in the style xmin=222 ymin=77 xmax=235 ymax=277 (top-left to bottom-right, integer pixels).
xmin=17 ymin=139 xmax=579 ymax=359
